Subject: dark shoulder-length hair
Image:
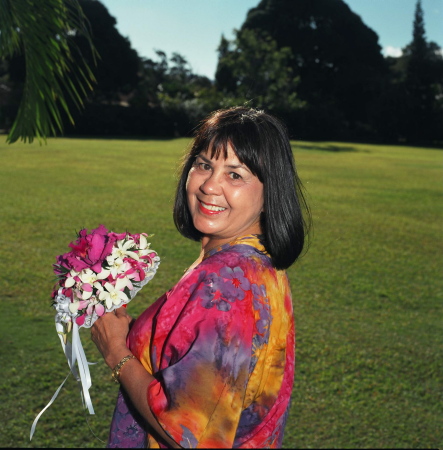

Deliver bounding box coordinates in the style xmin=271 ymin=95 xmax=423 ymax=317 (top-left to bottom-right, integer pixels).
xmin=173 ymin=106 xmax=310 ymax=270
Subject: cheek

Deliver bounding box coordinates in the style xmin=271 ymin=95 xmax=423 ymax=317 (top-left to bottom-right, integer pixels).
xmin=185 ymin=169 xmax=194 ymax=191
xmin=233 ymin=185 xmax=264 ymax=213
xmin=185 ymin=175 xmax=193 ymax=209
xmin=247 ymin=184 xmax=264 ymax=212
xmin=254 ymin=196 xmax=264 ymax=215
xmin=186 ymin=170 xmax=198 ymax=196
xmin=186 ymin=171 xmax=203 ymax=211
xmin=258 ymin=189 xmax=264 ymax=211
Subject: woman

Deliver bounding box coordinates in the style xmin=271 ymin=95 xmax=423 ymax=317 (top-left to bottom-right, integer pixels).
xmin=91 ymin=106 xmax=310 ymax=448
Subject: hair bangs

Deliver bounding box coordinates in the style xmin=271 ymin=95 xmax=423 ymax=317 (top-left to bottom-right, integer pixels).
xmin=193 ymin=120 xmax=264 ymax=181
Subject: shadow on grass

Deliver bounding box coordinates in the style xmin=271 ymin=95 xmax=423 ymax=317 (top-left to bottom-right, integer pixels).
xmin=62 ymin=134 xmax=182 ymax=141
xmin=292 ymin=143 xmax=362 ymax=153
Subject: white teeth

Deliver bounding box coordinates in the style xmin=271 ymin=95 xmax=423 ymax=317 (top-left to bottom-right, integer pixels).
xmin=201 ymin=201 xmax=226 ymax=212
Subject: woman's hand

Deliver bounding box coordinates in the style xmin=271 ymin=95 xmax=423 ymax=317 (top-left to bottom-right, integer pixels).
xmin=92 ymin=309 xmax=181 ymax=448
xmin=91 ymin=307 xmax=134 ymax=369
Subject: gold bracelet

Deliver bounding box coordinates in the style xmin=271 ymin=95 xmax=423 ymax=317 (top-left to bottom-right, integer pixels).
xmin=111 ymin=354 xmax=135 ymax=384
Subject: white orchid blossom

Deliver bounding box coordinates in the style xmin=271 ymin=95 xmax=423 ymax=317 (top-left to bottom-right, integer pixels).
xmin=69 ymin=300 xmax=80 ymax=314
xmin=99 ymin=278 xmax=129 ymax=309
xmin=64 ymin=269 xmax=80 ymax=288
xmin=79 ymin=268 xmax=110 ymax=285
xmin=138 ymin=234 xmax=151 ymax=257
xmin=107 ymin=256 xmax=130 ymax=278
xmin=78 ymin=268 xmax=110 ymax=299
xmin=111 ymin=238 xmax=139 ymax=261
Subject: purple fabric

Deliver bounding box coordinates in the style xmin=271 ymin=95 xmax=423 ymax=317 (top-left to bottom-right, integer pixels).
xmin=107 ymin=390 xmax=147 ymax=448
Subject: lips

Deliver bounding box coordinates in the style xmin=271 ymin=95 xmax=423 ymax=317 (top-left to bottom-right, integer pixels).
xmin=198 ymin=200 xmax=227 ymax=215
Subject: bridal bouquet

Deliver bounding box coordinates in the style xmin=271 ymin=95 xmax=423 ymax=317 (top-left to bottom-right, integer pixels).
xmin=30 ymin=225 xmax=160 ymax=440
xmin=52 ymin=224 xmax=160 ymax=331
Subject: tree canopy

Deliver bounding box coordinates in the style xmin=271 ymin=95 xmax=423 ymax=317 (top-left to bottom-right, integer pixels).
xmin=216 ymin=28 xmax=304 ymax=114
xmin=237 ymin=0 xmax=388 ymax=135
xmin=73 ymin=0 xmax=140 ymax=101
xmin=375 ymin=0 xmax=443 ymax=143
xmin=1 ymin=0 xmax=441 ymax=145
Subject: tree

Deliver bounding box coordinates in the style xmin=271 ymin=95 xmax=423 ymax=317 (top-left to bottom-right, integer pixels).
xmin=72 ymin=0 xmax=140 ymax=102
xmin=401 ymin=0 xmax=443 ymax=142
xmin=376 ymin=0 xmax=443 ymax=143
xmin=215 ymin=28 xmax=304 ymax=114
xmin=0 ymin=0 xmax=96 ymax=143
xmin=42 ymin=0 xmax=147 ymax=137
xmin=234 ymin=0 xmax=388 ymax=139
xmin=215 ymin=35 xmax=237 ymax=94
xmin=147 ymin=52 xmax=214 ymax=136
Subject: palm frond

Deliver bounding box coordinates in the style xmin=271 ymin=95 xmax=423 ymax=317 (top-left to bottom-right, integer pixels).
xmin=0 ymin=0 xmax=97 ymax=143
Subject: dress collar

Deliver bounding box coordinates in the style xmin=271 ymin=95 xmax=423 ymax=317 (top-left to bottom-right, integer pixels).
xmin=202 ymin=234 xmax=268 ymax=261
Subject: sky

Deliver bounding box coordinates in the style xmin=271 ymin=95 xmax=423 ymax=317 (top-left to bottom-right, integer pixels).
xmin=99 ymin=0 xmax=443 ymax=80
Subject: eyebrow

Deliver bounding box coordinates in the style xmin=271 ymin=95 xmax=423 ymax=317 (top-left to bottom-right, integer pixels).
xmin=197 ymin=154 xmax=251 ymax=172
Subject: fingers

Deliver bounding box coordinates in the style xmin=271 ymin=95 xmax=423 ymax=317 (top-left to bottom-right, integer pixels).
xmin=115 ymin=306 xmax=129 ymax=318
xmin=115 ymin=307 xmax=133 ymax=325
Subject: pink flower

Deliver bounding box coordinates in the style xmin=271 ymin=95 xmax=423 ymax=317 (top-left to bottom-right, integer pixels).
xmin=141 ymin=251 xmax=158 ymax=262
xmin=58 ymin=253 xmax=89 ymax=272
xmin=108 ymin=231 xmax=128 ymax=241
xmin=76 ymin=314 xmax=86 ymax=326
xmin=57 ymin=225 xmax=117 ymax=274
xmin=87 ymin=300 xmax=105 ymax=317
xmin=124 ymin=258 xmax=148 ymax=282
xmin=69 ymin=237 xmax=90 ymax=258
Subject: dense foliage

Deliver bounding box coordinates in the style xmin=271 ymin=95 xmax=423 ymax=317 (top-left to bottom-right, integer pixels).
xmin=0 ymin=0 xmax=96 ymax=143
xmin=0 ymin=0 xmax=442 ymax=144
xmin=378 ymin=0 xmax=443 ymax=143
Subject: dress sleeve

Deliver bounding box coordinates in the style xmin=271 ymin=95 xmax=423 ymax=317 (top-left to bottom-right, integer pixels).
xmin=146 ymin=261 xmax=256 ymax=448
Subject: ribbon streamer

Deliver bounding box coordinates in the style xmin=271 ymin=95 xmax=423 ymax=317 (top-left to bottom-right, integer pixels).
xmin=30 ymin=310 xmax=95 ymax=440
xmin=30 ymin=371 xmax=72 ymax=441
xmin=30 ymin=251 xmax=160 ymax=441
xmin=72 ymin=322 xmax=95 ymax=414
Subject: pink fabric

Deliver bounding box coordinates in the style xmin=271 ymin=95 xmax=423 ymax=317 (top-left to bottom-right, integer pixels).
xmin=108 ymin=235 xmax=295 ymax=448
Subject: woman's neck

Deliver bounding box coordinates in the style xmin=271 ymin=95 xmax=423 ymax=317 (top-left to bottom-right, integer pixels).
xmin=185 ymin=233 xmax=261 ymax=276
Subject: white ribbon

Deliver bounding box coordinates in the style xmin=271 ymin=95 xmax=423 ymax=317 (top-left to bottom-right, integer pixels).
xmin=30 ymin=371 xmax=72 ymax=441
xmin=30 ymin=257 xmax=161 ymax=440
xmin=30 ymin=299 xmax=95 ymax=441
xmin=71 ymin=322 xmax=94 ymax=414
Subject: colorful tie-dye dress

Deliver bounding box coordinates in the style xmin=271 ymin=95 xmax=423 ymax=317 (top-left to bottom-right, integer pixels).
xmin=108 ymin=235 xmax=295 ymax=448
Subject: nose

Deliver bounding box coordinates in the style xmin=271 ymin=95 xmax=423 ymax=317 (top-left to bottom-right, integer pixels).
xmin=200 ymin=170 xmax=222 ymax=195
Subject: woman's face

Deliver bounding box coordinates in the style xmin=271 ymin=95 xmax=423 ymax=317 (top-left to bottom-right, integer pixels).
xmin=186 ymin=144 xmax=264 ymax=246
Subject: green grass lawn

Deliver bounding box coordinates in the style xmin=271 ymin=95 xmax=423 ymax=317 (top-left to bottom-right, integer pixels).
xmin=0 ymin=137 xmax=442 ymax=448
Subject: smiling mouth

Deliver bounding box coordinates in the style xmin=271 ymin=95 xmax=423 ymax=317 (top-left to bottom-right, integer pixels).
xmin=199 ymin=200 xmax=227 ymax=213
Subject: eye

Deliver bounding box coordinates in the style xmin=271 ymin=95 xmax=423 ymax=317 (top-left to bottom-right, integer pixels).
xmin=199 ymin=163 xmax=211 ymax=171
xmin=193 ymin=159 xmax=211 ymax=172
xmin=229 ymin=172 xmax=242 ymax=180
